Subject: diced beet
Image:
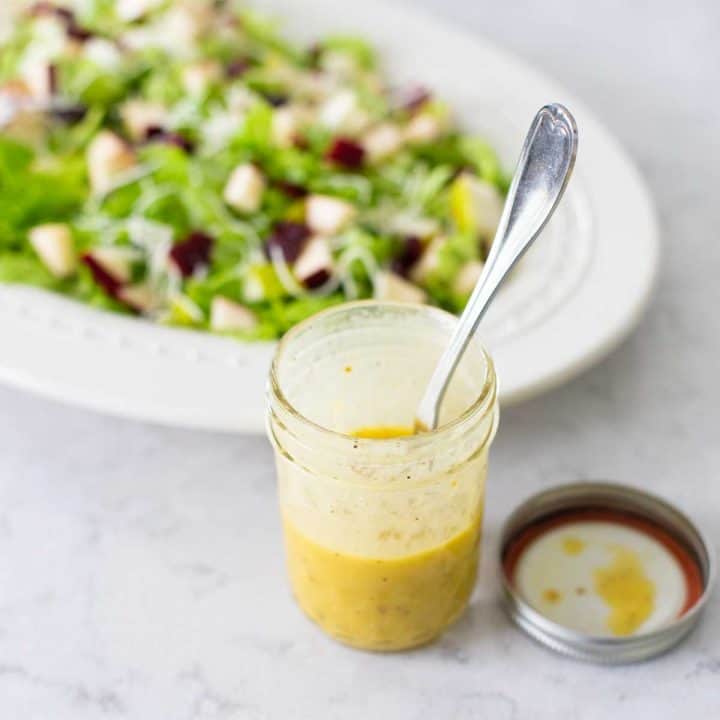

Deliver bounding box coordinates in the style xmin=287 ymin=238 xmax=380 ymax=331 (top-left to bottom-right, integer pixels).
xmin=292 ymin=135 xmax=310 ymax=151
xmin=262 ymin=92 xmax=288 ymax=108
xmin=226 ymin=58 xmax=250 ymax=79
xmin=81 ymin=254 xmax=123 ymax=297
xmin=47 ymin=64 xmax=58 ymax=95
xmin=325 ymin=137 xmax=365 ymax=169
xmin=169 ymin=231 xmax=214 ymax=277
xmin=274 ymin=180 xmax=307 ymax=199
xmin=391 ymin=235 xmax=423 ymax=277
xmin=144 ymin=127 xmax=194 ymax=153
xmin=51 ymin=103 xmax=88 ymax=124
xmin=66 ymin=21 xmax=93 ymax=42
xmin=400 ymin=85 xmax=431 ymax=112
xmin=303 ymin=268 xmax=330 ymax=289
xmin=265 ymin=222 xmax=310 ymax=263
xmin=52 ymin=5 xmax=74 ymax=23
xmin=162 ymin=133 xmax=195 ymax=153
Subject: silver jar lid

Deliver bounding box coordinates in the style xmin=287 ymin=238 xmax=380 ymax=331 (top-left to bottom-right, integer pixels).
xmin=499 ymin=482 xmax=715 ymax=664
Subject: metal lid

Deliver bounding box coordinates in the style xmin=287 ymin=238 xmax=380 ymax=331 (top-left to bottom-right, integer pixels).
xmin=499 ymin=482 xmax=715 ymax=664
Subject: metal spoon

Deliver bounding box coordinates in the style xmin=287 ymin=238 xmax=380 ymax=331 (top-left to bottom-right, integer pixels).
xmin=415 ymin=103 xmax=579 ymax=430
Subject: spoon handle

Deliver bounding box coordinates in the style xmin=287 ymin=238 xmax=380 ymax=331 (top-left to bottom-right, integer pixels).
xmin=415 ymin=103 xmax=579 ymax=430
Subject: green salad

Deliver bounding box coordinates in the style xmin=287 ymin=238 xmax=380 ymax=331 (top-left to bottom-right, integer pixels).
xmin=0 ymin=0 xmax=508 ymax=339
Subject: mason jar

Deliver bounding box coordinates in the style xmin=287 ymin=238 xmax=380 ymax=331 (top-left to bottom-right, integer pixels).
xmin=267 ymin=301 xmax=499 ymax=651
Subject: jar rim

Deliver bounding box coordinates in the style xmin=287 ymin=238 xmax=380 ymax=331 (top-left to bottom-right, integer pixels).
xmin=268 ymin=300 xmax=497 ymax=454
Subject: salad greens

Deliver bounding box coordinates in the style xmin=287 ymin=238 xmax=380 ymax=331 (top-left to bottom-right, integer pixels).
xmin=0 ymin=0 xmax=508 ymax=339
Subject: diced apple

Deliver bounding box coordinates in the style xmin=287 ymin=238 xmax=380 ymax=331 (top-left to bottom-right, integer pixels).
xmin=163 ymin=3 xmax=212 ymax=46
xmin=319 ymin=90 xmax=353 ymax=129
xmin=121 ymin=3 xmax=211 ymax=56
xmin=295 ymin=70 xmax=334 ymax=102
xmin=202 ymin=110 xmax=243 ymax=151
xmin=362 ymin=123 xmax=403 ymax=163
xmin=223 ymin=164 xmax=265 ymax=213
xmin=85 ymin=246 xmax=139 ymax=284
xmin=293 ymin=236 xmax=334 ymax=288
xmin=120 ymin=99 xmax=167 ymax=140
xmin=116 ymin=0 xmax=163 ymax=22
xmin=409 ymin=236 xmax=447 ymax=284
xmin=226 ymin=85 xmax=258 ymax=113
xmin=117 ymin=283 xmax=159 ymax=314
xmin=404 ymin=112 xmax=443 ymax=144
xmin=182 ymin=60 xmax=222 ymax=96
xmin=320 ymin=50 xmax=358 ymax=79
xmin=210 ymin=296 xmax=258 ymax=332
xmin=242 ymin=273 xmax=265 ymax=304
xmin=0 ymin=80 xmax=45 ymax=143
xmin=272 ymin=106 xmax=306 ymax=148
xmin=24 ymin=14 xmax=69 ymax=60
xmin=86 ymin=130 xmax=136 ymax=195
xmin=306 ymin=195 xmax=355 ymax=236
xmin=374 ymin=270 xmax=427 ymax=304
xmin=450 ymin=172 xmax=504 ymax=238
xmin=0 ymin=79 xmax=31 ymax=105
xmin=28 ymin=223 xmax=76 ymax=278
xmin=83 ymin=38 xmax=123 ymax=71
xmin=453 ymin=260 xmax=485 ymax=297
xmin=22 ymin=61 xmax=56 ymax=101
xmin=318 ymin=90 xmax=369 ymax=134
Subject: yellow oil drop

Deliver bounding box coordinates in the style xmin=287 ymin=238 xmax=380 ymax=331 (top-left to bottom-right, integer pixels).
xmin=352 ymin=426 xmax=415 ymax=439
xmin=542 ymin=588 xmax=562 ymax=604
xmin=594 ymin=546 xmax=655 ymax=636
xmin=562 ymin=536 xmax=586 ymax=555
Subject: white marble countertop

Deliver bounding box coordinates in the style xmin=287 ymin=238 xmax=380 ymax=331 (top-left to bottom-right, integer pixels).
xmin=2 ymin=0 xmax=719 ymax=717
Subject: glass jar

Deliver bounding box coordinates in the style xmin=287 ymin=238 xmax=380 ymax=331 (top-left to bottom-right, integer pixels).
xmin=267 ymin=301 xmax=498 ymax=651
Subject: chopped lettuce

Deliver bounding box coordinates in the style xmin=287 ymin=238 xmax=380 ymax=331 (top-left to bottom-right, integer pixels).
xmin=0 ymin=138 xmax=85 ymax=250
xmin=0 ymin=0 xmax=508 ymax=340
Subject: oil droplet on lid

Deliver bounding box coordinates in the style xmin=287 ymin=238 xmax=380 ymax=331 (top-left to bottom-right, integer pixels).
xmin=542 ymin=588 xmax=562 ymax=604
xmin=594 ymin=546 xmax=655 ymax=636
xmin=562 ymin=536 xmax=586 ymax=555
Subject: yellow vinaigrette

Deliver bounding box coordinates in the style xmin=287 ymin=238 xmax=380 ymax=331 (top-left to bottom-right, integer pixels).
xmin=283 ymin=515 xmax=482 ymax=650
xmin=352 ymin=425 xmax=415 ymax=439
xmin=282 ymin=426 xmax=482 ymax=650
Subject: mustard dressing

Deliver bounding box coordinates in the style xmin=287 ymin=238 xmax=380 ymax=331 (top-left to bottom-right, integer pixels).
xmin=282 ymin=426 xmax=482 ymax=650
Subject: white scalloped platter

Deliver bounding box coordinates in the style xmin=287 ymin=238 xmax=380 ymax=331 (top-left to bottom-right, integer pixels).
xmin=0 ymin=0 xmax=659 ymax=432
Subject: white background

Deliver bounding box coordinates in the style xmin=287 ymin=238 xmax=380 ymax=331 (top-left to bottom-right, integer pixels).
xmin=1 ymin=0 xmax=718 ymax=717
